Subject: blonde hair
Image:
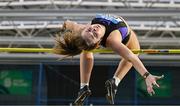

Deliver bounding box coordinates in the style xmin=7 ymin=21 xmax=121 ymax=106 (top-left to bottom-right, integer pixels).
xmin=53 ymin=22 xmax=99 ymax=56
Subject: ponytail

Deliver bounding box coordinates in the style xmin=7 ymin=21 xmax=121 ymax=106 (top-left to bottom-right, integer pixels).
xmin=53 ymin=30 xmax=84 ymax=56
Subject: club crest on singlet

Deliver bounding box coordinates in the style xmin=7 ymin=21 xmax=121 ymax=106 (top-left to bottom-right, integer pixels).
xmin=95 ymin=14 xmax=122 ymax=24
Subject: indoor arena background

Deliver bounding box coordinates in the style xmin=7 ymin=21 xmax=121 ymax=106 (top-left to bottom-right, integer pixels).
xmin=0 ymin=0 xmax=180 ymax=105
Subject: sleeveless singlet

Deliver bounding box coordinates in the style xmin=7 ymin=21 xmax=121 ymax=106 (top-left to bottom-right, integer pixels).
xmin=91 ymin=14 xmax=130 ymax=47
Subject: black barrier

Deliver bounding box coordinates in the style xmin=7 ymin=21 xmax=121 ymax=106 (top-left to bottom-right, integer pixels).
xmin=0 ymin=61 xmax=180 ymax=105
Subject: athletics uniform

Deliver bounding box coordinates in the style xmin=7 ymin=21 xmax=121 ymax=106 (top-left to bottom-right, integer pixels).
xmin=91 ymin=14 xmax=130 ymax=47
xmin=74 ymin=14 xmax=131 ymax=105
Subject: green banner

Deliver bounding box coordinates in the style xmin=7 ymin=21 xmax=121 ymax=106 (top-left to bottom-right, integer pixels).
xmin=0 ymin=70 xmax=32 ymax=95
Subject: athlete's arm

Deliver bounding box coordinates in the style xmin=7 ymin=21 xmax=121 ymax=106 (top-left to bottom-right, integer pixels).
xmin=106 ymin=31 xmax=163 ymax=96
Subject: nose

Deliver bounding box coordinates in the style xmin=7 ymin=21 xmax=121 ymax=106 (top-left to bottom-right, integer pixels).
xmin=93 ymin=26 xmax=98 ymax=32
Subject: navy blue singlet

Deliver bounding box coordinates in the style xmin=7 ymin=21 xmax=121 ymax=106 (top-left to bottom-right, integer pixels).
xmin=91 ymin=14 xmax=130 ymax=47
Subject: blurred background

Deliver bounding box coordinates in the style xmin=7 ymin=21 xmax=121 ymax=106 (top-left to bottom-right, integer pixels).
xmin=0 ymin=0 xmax=180 ymax=105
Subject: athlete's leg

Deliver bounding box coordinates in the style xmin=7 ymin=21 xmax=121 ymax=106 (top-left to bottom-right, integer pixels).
xmin=74 ymin=52 xmax=94 ymax=105
xmin=105 ymin=30 xmax=140 ymax=104
xmin=115 ymin=30 xmax=140 ymax=80
xmin=80 ymin=52 xmax=94 ymax=85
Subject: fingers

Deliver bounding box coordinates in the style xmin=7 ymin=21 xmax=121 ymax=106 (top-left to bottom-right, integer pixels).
xmin=147 ymin=80 xmax=160 ymax=96
xmin=153 ymin=81 xmax=160 ymax=87
xmin=153 ymin=74 xmax=164 ymax=87
xmin=147 ymin=86 xmax=155 ymax=96
xmin=149 ymin=80 xmax=160 ymax=96
xmin=155 ymin=74 xmax=164 ymax=80
xmin=146 ymin=74 xmax=164 ymax=96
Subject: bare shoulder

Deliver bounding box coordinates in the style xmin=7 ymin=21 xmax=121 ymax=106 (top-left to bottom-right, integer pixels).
xmin=106 ymin=30 xmax=122 ymax=47
xmin=106 ymin=30 xmax=132 ymax=57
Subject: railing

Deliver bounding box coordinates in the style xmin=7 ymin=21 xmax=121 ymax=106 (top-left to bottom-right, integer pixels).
xmin=0 ymin=0 xmax=180 ymax=8
xmin=0 ymin=9 xmax=179 ymax=31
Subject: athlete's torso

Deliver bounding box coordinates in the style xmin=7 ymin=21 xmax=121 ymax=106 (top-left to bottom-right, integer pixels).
xmin=91 ymin=14 xmax=129 ymax=47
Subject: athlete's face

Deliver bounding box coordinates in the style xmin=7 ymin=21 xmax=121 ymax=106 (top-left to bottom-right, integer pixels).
xmin=81 ymin=24 xmax=105 ymax=46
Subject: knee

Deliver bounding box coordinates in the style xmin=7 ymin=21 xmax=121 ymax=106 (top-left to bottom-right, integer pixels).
xmin=81 ymin=52 xmax=94 ymax=60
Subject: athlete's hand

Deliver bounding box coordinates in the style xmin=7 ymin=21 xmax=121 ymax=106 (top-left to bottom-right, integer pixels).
xmin=145 ymin=74 xmax=164 ymax=96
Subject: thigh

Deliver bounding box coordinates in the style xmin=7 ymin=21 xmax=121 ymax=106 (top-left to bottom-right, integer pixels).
xmin=126 ymin=29 xmax=140 ymax=50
